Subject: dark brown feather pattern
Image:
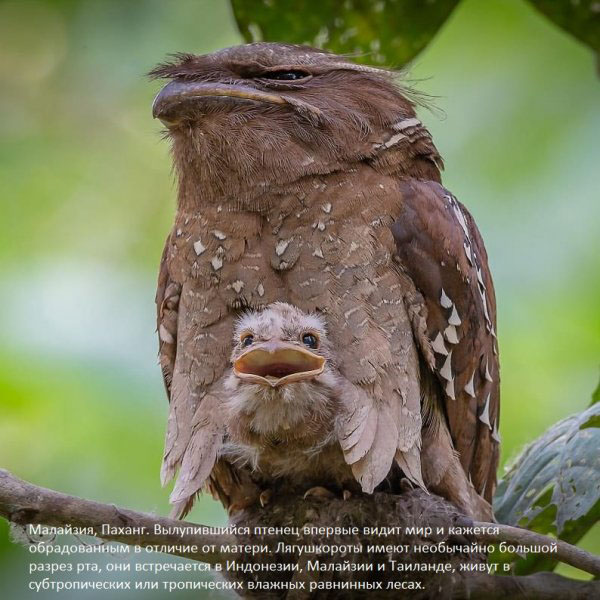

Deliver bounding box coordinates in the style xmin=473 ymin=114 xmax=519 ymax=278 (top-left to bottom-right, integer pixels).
xmin=391 ymin=181 xmax=500 ymax=502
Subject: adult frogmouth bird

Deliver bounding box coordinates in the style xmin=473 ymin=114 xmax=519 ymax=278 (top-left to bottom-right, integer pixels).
xmin=152 ymin=43 xmax=500 ymax=521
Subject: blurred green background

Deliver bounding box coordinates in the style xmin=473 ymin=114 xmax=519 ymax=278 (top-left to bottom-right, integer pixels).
xmin=1 ymin=0 xmax=598 ymax=597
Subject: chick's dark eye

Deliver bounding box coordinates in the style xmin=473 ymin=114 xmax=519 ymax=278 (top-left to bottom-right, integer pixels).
xmin=241 ymin=335 xmax=254 ymax=348
xmin=302 ymin=333 xmax=318 ymax=349
xmin=261 ymin=70 xmax=310 ymax=81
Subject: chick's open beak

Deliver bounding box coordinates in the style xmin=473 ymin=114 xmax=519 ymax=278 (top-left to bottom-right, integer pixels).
xmin=233 ymin=341 xmax=326 ymax=387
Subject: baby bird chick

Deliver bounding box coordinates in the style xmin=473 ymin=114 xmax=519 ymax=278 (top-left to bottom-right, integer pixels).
xmin=223 ymin=302 xmax=356 ymax=499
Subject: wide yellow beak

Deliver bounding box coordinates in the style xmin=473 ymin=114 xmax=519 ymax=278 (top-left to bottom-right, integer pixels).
xmin=233 ymin=341 xmax=326 ymax=388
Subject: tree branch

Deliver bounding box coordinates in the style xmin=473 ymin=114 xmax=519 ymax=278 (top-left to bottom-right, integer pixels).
xmin=0 ymin=468 xmax=233 ymax=565
xmin=474 ymin=520 xmax=600 ymax=578
xmin=455 ymin=571 xmax=600 ymax=600
xmin=1 ymin=468 xmax=599 ymax=599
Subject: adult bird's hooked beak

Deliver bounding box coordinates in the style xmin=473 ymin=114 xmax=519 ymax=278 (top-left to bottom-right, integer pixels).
xmin=233 ymin=341 xmax=326 ymax=387
xmin=152 ymin=80 xmax=322 ymax=127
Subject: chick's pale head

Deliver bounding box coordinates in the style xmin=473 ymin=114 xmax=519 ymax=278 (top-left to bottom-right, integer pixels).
xmin=224 ymin=302 xmax=338 ymax=438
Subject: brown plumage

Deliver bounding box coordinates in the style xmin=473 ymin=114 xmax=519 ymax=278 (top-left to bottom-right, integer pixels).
xmin=151 ymin=43 xmax=499 ymax=521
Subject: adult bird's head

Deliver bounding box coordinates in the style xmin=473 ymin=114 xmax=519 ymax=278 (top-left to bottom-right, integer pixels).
xmin=150 ymin=43 xmax=422 ymax=204
xmin=224 ymin=302 xmax=339 ymax=439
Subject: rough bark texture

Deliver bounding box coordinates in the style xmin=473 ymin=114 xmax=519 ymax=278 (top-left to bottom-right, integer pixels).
xmin=1 ymin=469 xmax=599 ymax=598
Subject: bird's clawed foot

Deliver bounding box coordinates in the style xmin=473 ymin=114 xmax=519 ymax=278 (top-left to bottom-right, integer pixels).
xmin=259 ymin=489 xmax=273 ymax=508
xmin=399 ymin=478 xmax=415 ymax=493
xmin=227 ymin=488 xmax=264 ymax=516
xmin=228 ymin=499 xmax=254 ymax=516
xmin=303 ymin=487 xmax=352 ymax=502
xmin=303 ymin=486 xmax=335 ymax=501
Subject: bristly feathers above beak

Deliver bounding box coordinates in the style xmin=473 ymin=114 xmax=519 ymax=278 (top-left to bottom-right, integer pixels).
xmin=233 ymin=341 xmax=326 ymax=387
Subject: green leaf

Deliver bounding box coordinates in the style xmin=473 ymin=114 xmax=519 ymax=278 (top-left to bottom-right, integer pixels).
xmin=552 ymin=406 xmax=600 ymax=533
xmin=527 ymin=1 xmax=600 ymax=54
xmin=580 ymin=414 xmax=600 ymax=429
xmin=494 ymin=401 xmax=600 ymax=574
xmin=231 ymin=0 xmax=459 ymax=66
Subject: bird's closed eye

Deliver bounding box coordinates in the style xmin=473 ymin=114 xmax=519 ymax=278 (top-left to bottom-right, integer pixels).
xmin=241 ymin=334 xmax=254 ymax=347
xmin=301 ymin=333 xmax=319 ymax=349
xmin=259 ymin=70 xmax=311 ymax=81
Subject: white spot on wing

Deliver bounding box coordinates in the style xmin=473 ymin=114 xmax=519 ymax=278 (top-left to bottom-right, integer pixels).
xmin=444 ymin=325 xmax=459 ymax=344
xmin=439 ymin=351 xmax=453 ymax=381
xmin=478 ymin=286 xmax=492 ymax=328
xmin=492 ymin=422 xmax=501 ymax=443
xmin=463 ymin=242 xmax=472 ymax=265
xmin=445 ymin=378 xmax=456 ymax=400
xmin=193 ymin=239 xmax=206 ymax=255
xmin=431 ymin=332 xmax=448 ymax=356
xmin=440 ymin=288 xmax=453 ymax=308
xmin=448 ymin=305 xmax=461 ymax=326
xmin=484 ymin=358 xmax=493 ymax=382
xmin=477 ymin=267 xmax=485 ymax=288
xmin=159 ymin=324 xmax=174 ymax=344
xmin=479 ymin=394 xmax=492 ymax=428
xmin=230 ymin=280 xmax=244 ymax=294
xmin=453 ymin=205 xmax=470 ymax=238
xmin=211 ymin=256 xmax=223 ymax=271
xmin=275 ymin=239 xmax=290 ymax=256
xmin=464 ymin=371 xmax=476 ymax=397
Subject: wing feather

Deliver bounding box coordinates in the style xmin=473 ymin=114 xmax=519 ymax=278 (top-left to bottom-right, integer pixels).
xmin=170 ymin=394 xmax=224 ymax=505
xmin=156 ymin=237 xmax=179 ymax=396
xmin=341 ymin=403 xmax=378 ymax=464
xmin=333 ymin=256 xmax=424 ymax=493
xmin=156 ymin=237 xmax=228 ymax=513
xmin=351 ymin=407 xmax=398 ymax=493
xmin=391 ymin=179 xmax=500 ymax=502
